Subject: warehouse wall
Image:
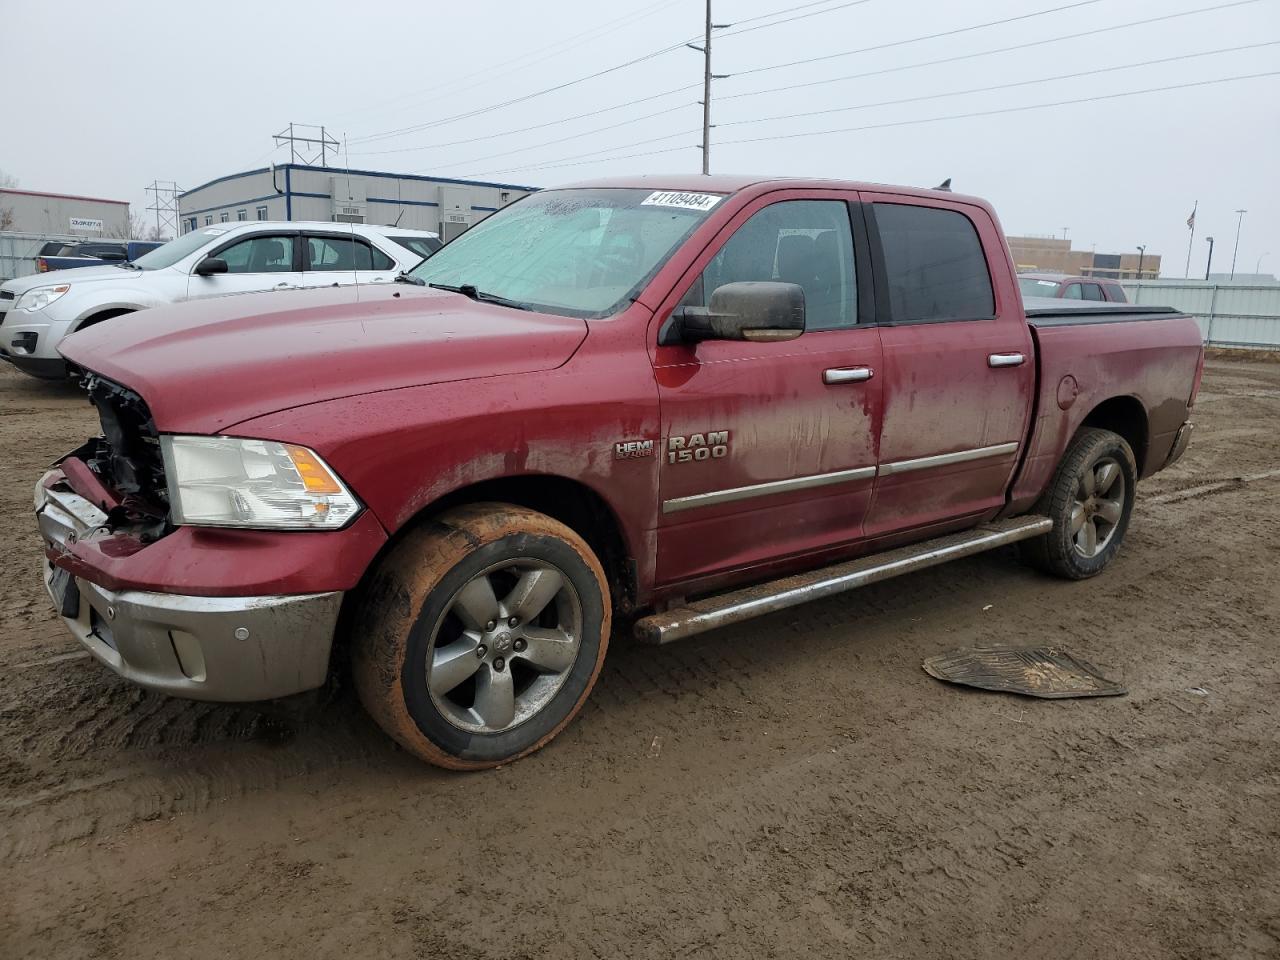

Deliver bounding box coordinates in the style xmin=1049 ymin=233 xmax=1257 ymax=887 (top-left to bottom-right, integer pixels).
xmin=0 ymin=190 xmax=129 ymax=237
xmin=178 ymin=164 xmax=534 ymax=237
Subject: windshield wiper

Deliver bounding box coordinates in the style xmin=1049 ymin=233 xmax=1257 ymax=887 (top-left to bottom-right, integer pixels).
xmin=394 ymin=272 xmax=425 ymax=286
xmin=428 ymin=282 xmax=529 ymax=310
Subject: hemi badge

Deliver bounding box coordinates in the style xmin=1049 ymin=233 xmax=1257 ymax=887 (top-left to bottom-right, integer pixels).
xmin=614 ymin=439 xmax=654 ymax=460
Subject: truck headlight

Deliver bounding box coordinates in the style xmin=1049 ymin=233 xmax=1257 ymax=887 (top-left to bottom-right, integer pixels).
xmin=161 ymin=435 xmax=361 ymax=530
xmin=14 ymin=284 xmax=70 ymax=313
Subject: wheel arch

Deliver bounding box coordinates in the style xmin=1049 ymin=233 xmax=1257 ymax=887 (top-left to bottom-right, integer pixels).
xmin=73 ymin=306 xmax=137 ymax=332
xmin=1079 ymin=395 xmax=1149 ymax=476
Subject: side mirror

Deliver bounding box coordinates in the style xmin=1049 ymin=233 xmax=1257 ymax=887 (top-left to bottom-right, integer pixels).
xmin=195 ymin=256 xmax=228 ymax=276
xmin=669 ymin=281 xmax=805 ymax=344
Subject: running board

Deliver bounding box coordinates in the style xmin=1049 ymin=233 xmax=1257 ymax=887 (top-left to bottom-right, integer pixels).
xmin=634 ymin=516 xmax=1053 ymax=645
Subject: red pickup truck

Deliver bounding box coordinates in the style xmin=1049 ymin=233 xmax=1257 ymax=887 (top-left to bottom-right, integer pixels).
xmin=36 ymin=176 xmax=1203 ymax=769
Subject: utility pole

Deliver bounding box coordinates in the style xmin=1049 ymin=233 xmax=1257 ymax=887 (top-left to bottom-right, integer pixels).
xmin=1184 ymin=200 xmax=1197 ymax=278
xmin=1136 ymin=245 xmax=1146 ymax=281
xmin=1229 ymin=208 xmax=1247 ymax=280
xmin=273 ymin=123 xmax=339 ymax=168
xmin=687 ymin=1 xmax=730 ymax=175
xmin=144 ymin=180 xmax=183 ymax=238
xmin=1204 ymin=236 xmax=1215 ymax=281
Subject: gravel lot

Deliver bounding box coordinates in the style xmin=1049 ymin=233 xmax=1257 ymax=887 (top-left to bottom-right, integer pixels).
xmin=1 ymin=358 xmax=1277 ymax=959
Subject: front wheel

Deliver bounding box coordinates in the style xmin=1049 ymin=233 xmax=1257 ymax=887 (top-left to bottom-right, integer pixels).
xmin=1021 ymin=427 xmax=1137 ymax=580
xmin=352 ymin=503 xmax=610 ymax=769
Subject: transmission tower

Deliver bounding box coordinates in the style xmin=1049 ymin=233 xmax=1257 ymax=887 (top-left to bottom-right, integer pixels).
xmin=273 ymin=122 xmax=340 ymax=167
xmin=144 ymin=180 xmax=183 ymax=238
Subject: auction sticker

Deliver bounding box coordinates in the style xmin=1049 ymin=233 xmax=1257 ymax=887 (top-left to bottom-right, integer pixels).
xmin=641 ymin=191 xmax=723 ymax=212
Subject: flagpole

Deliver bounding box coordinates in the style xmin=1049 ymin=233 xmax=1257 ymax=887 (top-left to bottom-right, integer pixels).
xmin=1184 ymin=200 xmax=1197 ymax=279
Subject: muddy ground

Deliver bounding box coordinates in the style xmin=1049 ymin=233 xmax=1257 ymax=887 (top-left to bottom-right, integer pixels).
xmin=0 ymin=359 xmax=1277 ymax=959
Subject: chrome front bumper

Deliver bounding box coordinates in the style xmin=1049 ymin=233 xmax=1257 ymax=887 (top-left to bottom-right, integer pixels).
xmin=35 ymin=475 xmax=343 ymax=702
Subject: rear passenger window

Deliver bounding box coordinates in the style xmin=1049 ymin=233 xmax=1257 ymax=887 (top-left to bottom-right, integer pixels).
xmin=1081 ymin=283 xmax=1104 ymax=301
xmin=687 ymin=199 xmax=857 ymax=331
xmin=873 ymin=203 xmax=994 ymax=322
xmin=307 ymin=236 xmax=394 ymax=271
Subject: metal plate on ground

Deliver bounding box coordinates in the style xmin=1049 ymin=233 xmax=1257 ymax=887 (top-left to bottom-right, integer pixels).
xmin=923 ymin=646 xmax=1127 ymax=699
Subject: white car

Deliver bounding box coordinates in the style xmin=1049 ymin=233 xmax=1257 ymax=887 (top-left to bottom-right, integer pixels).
xmin=0 ymin=222 xmax=440 ymax=379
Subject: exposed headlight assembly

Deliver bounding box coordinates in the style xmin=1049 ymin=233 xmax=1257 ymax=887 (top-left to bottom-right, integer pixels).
xmin=14 ymin=284 xmax=70 ymax=313
xmin=161 ymin=435 xmax=361 ymax=530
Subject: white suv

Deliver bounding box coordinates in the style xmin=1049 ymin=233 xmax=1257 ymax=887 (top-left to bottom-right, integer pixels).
xmin=0 ymin=222 xmax=440 ymax=379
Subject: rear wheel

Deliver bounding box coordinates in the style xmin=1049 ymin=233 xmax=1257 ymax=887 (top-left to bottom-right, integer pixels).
xmin=352 ymin=503 xmax=610 ymax=769
xmin=1021 ymin=427 xmax=1137 ymax=579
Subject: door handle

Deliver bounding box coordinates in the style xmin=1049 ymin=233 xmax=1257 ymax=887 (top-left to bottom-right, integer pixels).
xmin=823 ymin=366 xmax=873 ymax=384
xmin=988 ymin=353 xmax=1025 ymax=368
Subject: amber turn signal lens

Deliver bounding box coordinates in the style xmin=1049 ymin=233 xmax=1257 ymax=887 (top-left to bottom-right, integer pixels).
xmin=285 ymin=444 xmax=343 ymax=495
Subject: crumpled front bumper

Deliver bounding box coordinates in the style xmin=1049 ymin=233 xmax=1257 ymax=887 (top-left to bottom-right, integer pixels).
xmin=35 ymin=472 xmax=343 ymax=702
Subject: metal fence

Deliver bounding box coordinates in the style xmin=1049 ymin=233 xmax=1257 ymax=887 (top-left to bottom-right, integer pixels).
xmin=1122 ymin=280 xmax=1280 ymax=349
xmin=0 ymin=231 xmax=80 ymax=282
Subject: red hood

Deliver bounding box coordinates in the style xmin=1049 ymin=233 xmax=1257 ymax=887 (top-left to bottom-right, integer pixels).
xmin=60 ymin=284 xmax=588 ymax=434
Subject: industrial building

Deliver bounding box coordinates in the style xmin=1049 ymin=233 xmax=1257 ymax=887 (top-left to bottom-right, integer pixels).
xmin=0 ymin=188 xmax=130 ymax=237
xmin=1007 ymin=235 xmax=1161 ymax=280
xmin=178 ymin=164 xmax=537 ymax=242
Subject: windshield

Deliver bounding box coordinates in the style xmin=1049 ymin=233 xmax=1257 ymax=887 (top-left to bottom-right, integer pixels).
xmin=1018 ymin=277 xmax=1062 ymax=298
xmin=132 ymin=228 xmax=227 ymax=270
xmin=408 ymin=188 xmax=725 ymax=316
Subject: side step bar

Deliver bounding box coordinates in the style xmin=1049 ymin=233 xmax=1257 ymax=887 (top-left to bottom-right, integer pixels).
xmin=634 ymin=516 xmax=1053 ymax=645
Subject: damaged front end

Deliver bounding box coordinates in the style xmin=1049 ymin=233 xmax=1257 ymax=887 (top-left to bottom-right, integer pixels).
xmin=56 ymin=372 xmax=172 ymax=542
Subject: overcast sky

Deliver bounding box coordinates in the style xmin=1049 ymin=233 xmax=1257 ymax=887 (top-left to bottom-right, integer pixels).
xmin=4 ymin=0 xmax=1277 ymax=277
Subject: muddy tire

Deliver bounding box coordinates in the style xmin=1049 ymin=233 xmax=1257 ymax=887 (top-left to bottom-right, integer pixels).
xmin=1021 ymin=427 xmax=1137 ymax=580
xmin=351 ymin=503 xmax=610 ymax=769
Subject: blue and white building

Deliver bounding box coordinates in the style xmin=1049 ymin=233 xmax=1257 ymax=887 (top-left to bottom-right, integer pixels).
xmin=178 ymin=164 xmax=536 ymax=242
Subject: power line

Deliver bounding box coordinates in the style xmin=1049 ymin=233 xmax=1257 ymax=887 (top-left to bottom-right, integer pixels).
xmin=719 ymin=0 xmax=1266 ymax=104
xmin=349 ymin=83 xmax=699 ymax=158
xmin=734 ymin=0 xmax=1112 ymax=78
xmin=715 ymin=0 xmax=874 ymax=39
xmin=350 ymin=35 xmax=695 ymax=146
xmin=349 ymin=0 xmax=881 ymax=147
xmin=715 ymin=41 xmax=1280 ymax=130
xmin=414 ymin=100 xmax=697 ymax=172
xmin=469 ymin=71 xmax=1280 ymax=177
xmin=335 ymin=0 xmax=684 ymax=130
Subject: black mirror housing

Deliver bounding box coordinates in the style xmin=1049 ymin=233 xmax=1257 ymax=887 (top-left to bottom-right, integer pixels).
xmin=672 ymin=281 xmax=805 ymax=344
xmin=195 ymin=256 xmax=229 ymax=276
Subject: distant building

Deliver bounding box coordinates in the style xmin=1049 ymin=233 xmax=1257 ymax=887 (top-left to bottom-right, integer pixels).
xmin=0 ymin=188 xmax=130 ymax=237
xmin=1007 ymin=235 xmax=1160 ymax=280
xmin=178 ymin=164 xmax=537 ymax=243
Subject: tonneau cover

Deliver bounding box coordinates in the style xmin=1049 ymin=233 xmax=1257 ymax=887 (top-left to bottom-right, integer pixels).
xmin=1022 ymin=296 xmax=1184 ymax=326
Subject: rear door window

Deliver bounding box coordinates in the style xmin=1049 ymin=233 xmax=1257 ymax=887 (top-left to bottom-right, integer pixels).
xmin=872 ymin=203 xmax=994 ymax=322
xmin=1081 ymin=283 xmax=1104 ymax=301
xmin=306 ymin=235 xmax=394 ymax=271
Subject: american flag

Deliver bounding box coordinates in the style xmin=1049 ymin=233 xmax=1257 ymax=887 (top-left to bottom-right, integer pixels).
xmin=1186 ymin=203 xmax=1197 ymax=229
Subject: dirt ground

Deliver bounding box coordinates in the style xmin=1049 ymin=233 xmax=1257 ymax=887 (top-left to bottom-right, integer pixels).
xmin=0 ymin=359 xmax=1277 ymax=960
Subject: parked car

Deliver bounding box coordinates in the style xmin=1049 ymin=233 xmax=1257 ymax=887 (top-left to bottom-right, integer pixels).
xmin=0 ymin=221 xmax=440 ymax=378
xmin=34 ymin=176 xmax=1202 ymax=769
xmin=1017 ymin=272 xmax=1128 ymax=303
xmin=36 ymin=239 xmax=165 ymax=274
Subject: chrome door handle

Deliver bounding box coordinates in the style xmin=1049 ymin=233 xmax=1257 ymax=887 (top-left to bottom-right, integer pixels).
xmin=988 ymin=353 xmax=1025 ymax=368
xmin=823 ymin=366 xmax=873 ymax=384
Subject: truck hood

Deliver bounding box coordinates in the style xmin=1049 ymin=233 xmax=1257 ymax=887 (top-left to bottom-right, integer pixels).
xmin=1 ymin=264 xmax=147 ymax=294
xmin=60 ymin=284 xmax=589 ymax=434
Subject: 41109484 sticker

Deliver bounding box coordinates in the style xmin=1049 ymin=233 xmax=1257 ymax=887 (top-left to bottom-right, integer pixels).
xmin=640 ymin=191 xmax=723 ymax=212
